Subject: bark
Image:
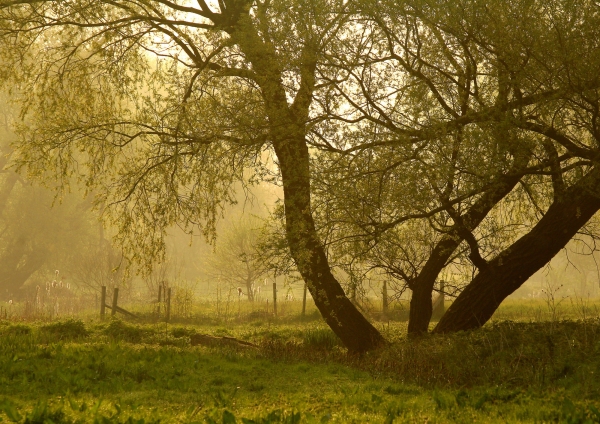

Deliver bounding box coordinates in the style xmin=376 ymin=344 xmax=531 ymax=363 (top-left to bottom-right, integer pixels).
xmin=274 ymin=135 xmax=385 ymax=352
xmin=233 ymin=17 xmax=385 ymax=352
xmin=407 ymin=159 xmax=529 ymax=334
xmin=434 ymin=166 xmax=600 ymax=333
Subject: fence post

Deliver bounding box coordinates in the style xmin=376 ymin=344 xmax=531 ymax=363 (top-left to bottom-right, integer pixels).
xmin=100 ymin=286 xmax=106 ymax=319
xmin=166 ymin=287 xmax=172 ymax=322
xmin=157 ymin=284 xmax=163 ymax=317
xmin=302 ymin=283 xmax=307 ymax=317
xmin=272 ymin=282 xmax=277 ymax=317
xmin=111 ymin=287 xmax=119 ymax=317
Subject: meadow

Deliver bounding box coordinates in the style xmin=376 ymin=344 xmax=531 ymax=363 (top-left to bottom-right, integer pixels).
xmin=1 ymin=298 xmax=600 ymax=423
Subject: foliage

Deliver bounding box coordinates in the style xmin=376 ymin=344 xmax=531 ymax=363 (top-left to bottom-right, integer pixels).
xmin=40 ymin=319 xmax=89 ymax=340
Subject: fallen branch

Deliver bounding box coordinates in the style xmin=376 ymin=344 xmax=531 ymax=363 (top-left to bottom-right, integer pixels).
xmin=190 ymin=334 xmax=259 ymax=349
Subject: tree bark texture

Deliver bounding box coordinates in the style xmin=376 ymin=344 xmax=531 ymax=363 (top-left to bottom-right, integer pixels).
xmin=234 ymin=21 xmax=385 ymax=352
xmin=408 ymin=161 xmax=528 ymax=334
xmin=434 ymin=166 xmax=600 ymax=333
xmin=274 ymin=136 xmax=385 ymax=352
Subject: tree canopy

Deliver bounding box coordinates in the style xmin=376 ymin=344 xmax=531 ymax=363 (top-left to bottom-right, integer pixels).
xmin=2 ymin=0 xmax=600 ymax=350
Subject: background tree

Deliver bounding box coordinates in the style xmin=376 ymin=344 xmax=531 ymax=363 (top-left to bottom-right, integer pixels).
xmin=205 ymin=213 xmax=268 ymax=301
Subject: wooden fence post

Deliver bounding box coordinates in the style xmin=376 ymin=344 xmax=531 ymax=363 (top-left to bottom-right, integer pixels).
xmin=166 ymin=287 xmax=172 ymax=322
xmin=302 ymin=283 xmax=307 ymax=317
xmin=100 ymin=286 xmax=106 ymax=319
xmin=272 ymin=282 xmax=277 ymax=317
xmin=111 ymin=288 xmax=119 ymax=317
xmin=157 ymin=284 xmax=163 ymax=317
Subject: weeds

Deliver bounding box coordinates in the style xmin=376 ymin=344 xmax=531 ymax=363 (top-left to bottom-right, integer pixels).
xmin=301 ymin=328 xmax=341 ymax=350
xmin=102 ymin=319 xmax=152 ymax=343
xmin=40 ymin=319 xmax=88 ymax=340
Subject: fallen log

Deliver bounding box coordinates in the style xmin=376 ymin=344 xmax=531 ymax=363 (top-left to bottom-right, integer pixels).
xmin=190 ymin=333 xmax=259 ymax=349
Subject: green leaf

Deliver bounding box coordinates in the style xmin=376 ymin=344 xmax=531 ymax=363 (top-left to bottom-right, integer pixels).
xmin=0 ymin=400 xmax=22 ymax=423
xmin=222 ymin=410 xmax=237 ymax=424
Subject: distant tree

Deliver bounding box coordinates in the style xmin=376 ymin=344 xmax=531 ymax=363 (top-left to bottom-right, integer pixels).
xmin=206 ymin=214 xmax=267 ymax=301
xmin=0 ymin=94 xmax=128 ymax=299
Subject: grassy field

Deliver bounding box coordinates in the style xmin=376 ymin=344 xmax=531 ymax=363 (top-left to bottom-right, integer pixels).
xmin=1 ymin=300 xmax=600 ymax=423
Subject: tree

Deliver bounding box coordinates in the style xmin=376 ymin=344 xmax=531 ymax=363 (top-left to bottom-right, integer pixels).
xmin=434 ymin=0 xmax=600 ymax=331
xmin=0 ymin=0 xmax=385 ymax=351
xmin=206 ymin=213 xmax=267 ymax=301
xmin=304 ymin=0 xmax=555 ymax=334
xmin=304 ymin=0 xmax=600 ymax=335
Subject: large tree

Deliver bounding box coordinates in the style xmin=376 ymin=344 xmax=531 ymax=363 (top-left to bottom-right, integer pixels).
xmin=0 ymin=0 xmax=387 ymax=351
xmin=434 ymin=0 xmax=600 ymax=332
xmin=305 ymin=0 xmax=556 ymax=334
xmin=304 ymin=0 xmax=600 ymax=335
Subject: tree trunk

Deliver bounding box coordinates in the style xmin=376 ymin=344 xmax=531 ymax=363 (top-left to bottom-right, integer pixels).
xmin=245 ymin=278 xmax=254 ymax=302
xmin=434 ymin=167 xmax=600 ymax=333
xmin=234 ymin=22 xmax=385 ymax=352
xmin=273 ymin=136 xmax=385 ymax=352
xmin=407 ymin=163 xmax=527 ymax=334
xmin=382 ymin=280 xmax=389 ymax=315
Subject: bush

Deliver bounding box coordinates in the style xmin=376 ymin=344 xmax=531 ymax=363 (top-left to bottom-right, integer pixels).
xmin=102 ymin=320 xmax=152 ymax=343
xmin=40 ymin=319 xmax=88 ymax=340
xmin=1 ymin=324 xmax=32 ymax=336
xmin=302 ymin=328 xmax=341 ymax=350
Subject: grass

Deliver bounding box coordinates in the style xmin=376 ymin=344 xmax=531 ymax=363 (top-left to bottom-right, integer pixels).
xmin=1 ymin=313 xmax=600 ymax=423
xmin=1 ymin=297 xmax=600 ymax=422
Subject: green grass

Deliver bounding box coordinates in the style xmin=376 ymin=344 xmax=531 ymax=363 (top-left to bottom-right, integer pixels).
xmin=1 ymin=317 xmax=600 ymax=423
xmin=490 ymin=297 xmax=600 ymax=322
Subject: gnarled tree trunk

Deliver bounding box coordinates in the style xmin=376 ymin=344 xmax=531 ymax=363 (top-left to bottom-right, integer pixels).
xmin=408 ymin=157 xmax=529 ymax=334
xmin=274 ymin=135 xmax=386 ymax=352
xmin=434 ymin=166 xmax=600 ymax=333
xmin=234 ymin=19 xmax=385 ymax=352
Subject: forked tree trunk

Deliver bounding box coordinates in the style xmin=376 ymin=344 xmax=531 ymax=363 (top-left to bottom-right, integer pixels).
xmin=408 ymin=161 xmax=528 ymax=334
xmin=434 ymin=167 xmax=600 ymax=333
xmin=235 ymin=22 xmax=385 ymax=352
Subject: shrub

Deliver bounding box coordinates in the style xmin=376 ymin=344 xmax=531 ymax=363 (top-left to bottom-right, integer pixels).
xmin=102 ymin=320 xmax=152 ymax=343
xmin=40 ymin=319 xmax=88 ymax=340
xmin=1 ymin=324 xmax=32 ymax=336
